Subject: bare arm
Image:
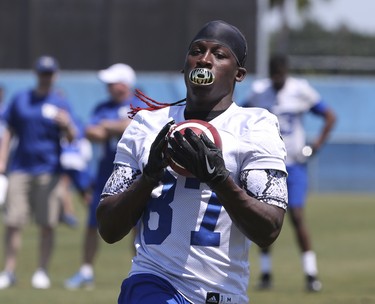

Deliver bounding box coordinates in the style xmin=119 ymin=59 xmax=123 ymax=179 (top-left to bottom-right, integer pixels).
xmin=85 ymin=119 xmax=131 ymax=142
xmin=312 ymin=107 xmax=336 ymax=151
xmin=54 ymin=109 xmax=77 ymax=142
xmin=101 ymin=119 xmax=132 ymax=136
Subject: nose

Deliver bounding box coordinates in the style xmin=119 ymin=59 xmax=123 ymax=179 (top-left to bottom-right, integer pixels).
xmin=197 ymin=51 xmax=213 ymax=68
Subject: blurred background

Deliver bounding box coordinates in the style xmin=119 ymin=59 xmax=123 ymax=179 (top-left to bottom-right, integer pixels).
xmin=0 ymin=0 xmax=374 ymax=193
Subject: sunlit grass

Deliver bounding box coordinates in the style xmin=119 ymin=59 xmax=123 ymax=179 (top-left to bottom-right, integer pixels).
xmin=0 ymin=193 xmax=374 ymax=303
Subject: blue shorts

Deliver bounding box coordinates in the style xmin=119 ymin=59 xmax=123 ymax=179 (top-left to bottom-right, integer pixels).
xmin=118 ymin=273 xmax=192 ymax=304
xmin=286 ymin=164 xmax=308 ymax=208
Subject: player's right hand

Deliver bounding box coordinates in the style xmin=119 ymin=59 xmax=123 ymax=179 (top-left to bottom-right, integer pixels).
xmin=143 ymin=120 xmax=175 ymax=185
xmin=168 ymin=128 xmax=229 ymax=188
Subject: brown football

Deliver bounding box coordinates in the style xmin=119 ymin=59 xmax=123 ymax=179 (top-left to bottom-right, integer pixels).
xmin=167 ymin=119 xmax=222 ymax=177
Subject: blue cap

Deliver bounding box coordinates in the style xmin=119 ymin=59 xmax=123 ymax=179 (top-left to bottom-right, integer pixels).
xmin=35 ymin=55 xmax=59 ymax=73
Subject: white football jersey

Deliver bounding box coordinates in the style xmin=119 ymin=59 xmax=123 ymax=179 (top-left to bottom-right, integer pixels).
xmin=113 ymin=102 xmax=286 ymax=303
xmin=246 ymin=77 xmax=321 ymax=165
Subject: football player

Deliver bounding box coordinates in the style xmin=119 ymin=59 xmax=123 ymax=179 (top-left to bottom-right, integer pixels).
xmin=244 ymin=54 xmax=336 ymax=292
xmin=97 ymin=20 xmax=288 ymax=304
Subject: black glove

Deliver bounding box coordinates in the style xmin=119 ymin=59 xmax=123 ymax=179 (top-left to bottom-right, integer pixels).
xmin=143 ymin=120 xmax=175 ymax=185
xmin=167 ymin=127 xmax=229 ymax=188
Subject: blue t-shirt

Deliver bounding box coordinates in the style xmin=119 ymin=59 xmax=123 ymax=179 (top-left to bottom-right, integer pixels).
xmin=4 ymin=89 xmax=74 ymax=174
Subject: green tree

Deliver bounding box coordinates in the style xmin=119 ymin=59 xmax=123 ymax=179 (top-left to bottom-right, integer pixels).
xmin=270 ymin=0 xmax=330 ymax=53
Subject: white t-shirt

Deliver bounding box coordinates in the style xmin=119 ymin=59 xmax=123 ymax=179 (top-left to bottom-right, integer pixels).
xmin=246 ymin=77 xmax=321 ymax=165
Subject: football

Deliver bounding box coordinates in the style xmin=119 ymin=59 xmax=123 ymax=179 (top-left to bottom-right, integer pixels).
xmin=167 ymin=119 xmax=222 ymax=177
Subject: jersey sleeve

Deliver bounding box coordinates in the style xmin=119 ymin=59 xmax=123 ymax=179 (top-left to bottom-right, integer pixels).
xmin=114 ymin=113 xmax=148 ymax=171
xmin=298 ymin=79 xmax=322 ymax=108
xmin=310 ymin=100 xmax=330 ymax=116
xmin=240 ymin=109 xmax=287 ymax=173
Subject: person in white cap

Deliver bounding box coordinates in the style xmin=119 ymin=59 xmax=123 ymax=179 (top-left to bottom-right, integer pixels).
xmin=98 ymin=63 xmax=136 ymax=89
xmin=64 ymin=63 xmax=143 ymax=290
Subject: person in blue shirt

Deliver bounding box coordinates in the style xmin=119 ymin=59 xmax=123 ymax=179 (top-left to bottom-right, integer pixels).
xmin=65 ymin=63 xmax=143 ymax=289
xmin=0 ymin=55 xmax=77 ymax=289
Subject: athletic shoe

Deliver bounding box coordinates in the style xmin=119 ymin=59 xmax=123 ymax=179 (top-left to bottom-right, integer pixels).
xmin=306 ymin=275 xmax=322 ymax=292
xmin=31 ymin=269 xmax=51 ymax=289
xmin=0 ymin=271 xmax=16 ymax=289
xmin=64 ymin=272 xmax=94 ymax=290
xmin=256 ymin=273 xmax=272 ymax=290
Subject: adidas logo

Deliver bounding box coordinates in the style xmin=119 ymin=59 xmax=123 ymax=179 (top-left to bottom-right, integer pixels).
xmin=206 ymin=292 xmax=219 ymax=304
xmin=207 ymin=295 xmax=218 ymax=303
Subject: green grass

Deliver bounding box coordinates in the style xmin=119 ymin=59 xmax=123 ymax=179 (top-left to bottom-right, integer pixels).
xmin=0 ymin=193 xmax=374 ymax=303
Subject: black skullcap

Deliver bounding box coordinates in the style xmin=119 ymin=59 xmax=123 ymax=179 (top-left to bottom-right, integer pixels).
xmin=189 ymin=20 xmax=248 ymax=67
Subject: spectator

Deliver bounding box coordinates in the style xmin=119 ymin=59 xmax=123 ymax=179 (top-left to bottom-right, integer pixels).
xmin=64 ymin=63 xmax=142 ymax=289
xmin=0 ymin=55 xmax=77 ymax=289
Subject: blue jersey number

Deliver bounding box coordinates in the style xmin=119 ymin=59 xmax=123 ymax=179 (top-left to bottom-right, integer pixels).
xmin=143 ymin=171 xmax=221 ymax=246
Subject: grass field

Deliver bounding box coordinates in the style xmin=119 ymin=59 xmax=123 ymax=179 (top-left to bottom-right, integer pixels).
xmin=0 ymin=193 xmax=374 ymax=303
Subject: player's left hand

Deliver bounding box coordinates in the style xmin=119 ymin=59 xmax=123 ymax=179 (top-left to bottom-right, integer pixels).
xmin=168 ymin=128 xmax=229 ymax=187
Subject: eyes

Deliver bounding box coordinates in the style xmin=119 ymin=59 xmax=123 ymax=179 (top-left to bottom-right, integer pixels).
xmin=188 ymin=44 xmax=230 ymax=61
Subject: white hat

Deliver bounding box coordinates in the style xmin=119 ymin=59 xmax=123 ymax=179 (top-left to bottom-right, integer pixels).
xmin=98 ymin=63 xmax=136 ymax=88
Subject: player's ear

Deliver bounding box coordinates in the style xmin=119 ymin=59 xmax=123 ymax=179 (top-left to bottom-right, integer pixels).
xmin=235 ymin=67 xmax=247 ymax=82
